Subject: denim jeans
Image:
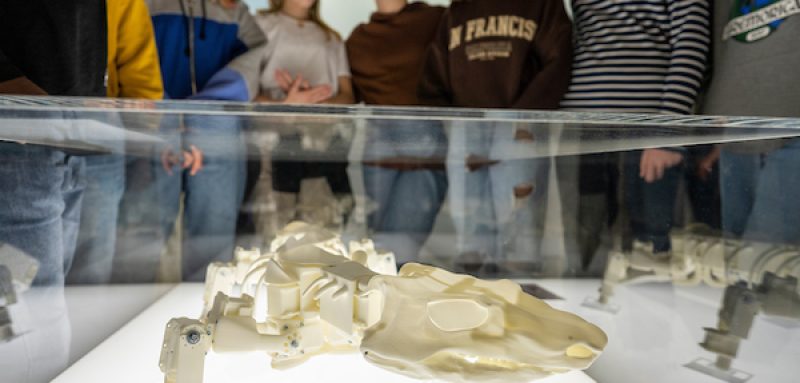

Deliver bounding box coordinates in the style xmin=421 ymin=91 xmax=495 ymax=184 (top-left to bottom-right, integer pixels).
xmin=113 ymin=155 xmax=163 ymax=283
xmin=362 ymin=119 xmax=448 ymax=263
xmin=0 ymin=143 xmax=85 ymax=286
xmin=67 ymin=154 xmax=125 ymax=284
xmin=446 ymin=121 xmax=548 ymax=265
xmin=720 ymin=139 xmax=800 ymax=243
xmin=159 ymin=114 xmax=246 ymax=281
xmin=112 ymin=114 xmax=245 ymax=282
xmin=623 ymin=150 xmax=682 ymax=252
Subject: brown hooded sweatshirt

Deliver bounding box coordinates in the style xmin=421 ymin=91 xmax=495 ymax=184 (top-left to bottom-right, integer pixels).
xmin=346 ymin=2 xmax=445 ymax=106
xmin=418 ymin=0 xmax=572 ymax=109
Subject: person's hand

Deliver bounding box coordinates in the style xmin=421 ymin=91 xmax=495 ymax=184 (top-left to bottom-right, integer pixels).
xmin=696 ymin=155 xmax=715 ymax=181
xmin=696 ymin=146 xmax=721 ymax=182
xmin=639 ymin=148 xmax=683 ymax=183
xmin=183 ymin=145 xmax=204 ymax=176
xmin=274 ymin=69 xmax=308 ymax=93
xmin=218 ymin=0 xmax=239 ymax=10
xmin=161 ymin=145 xmax=181 ymax=175
xmin=160 ymin=145 xmax=204 ymax=176
xmin=283 ymin=76 xmax=331 ymax=104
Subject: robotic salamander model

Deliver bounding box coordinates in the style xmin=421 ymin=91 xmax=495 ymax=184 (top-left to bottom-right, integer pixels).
xmin=160 ymin=222 xmax=607 ymax=383
xmin=591 ymin=226 xmax=800 ymax=381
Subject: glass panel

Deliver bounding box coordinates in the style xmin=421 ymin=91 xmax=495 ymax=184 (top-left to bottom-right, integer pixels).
xmin=1 ymin=96 xmax=799 ymax=383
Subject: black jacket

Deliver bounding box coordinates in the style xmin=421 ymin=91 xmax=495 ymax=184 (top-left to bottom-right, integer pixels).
xmin=0 ymin=0 xmax=107 ymax=97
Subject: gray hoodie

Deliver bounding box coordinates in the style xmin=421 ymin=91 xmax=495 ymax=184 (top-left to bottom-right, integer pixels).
xmin=703 ymin=0 xmax=800 ymax=152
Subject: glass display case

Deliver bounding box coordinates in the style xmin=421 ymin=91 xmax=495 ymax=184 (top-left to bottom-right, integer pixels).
xmin=1 ymin=96 xmax=799 ymax=383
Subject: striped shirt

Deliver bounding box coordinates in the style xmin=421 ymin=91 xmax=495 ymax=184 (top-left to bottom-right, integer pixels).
xmin=560 ymin=0 xmax=711 ymax=114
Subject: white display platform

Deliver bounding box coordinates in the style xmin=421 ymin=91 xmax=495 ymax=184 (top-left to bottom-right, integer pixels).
xmin=0 ymin=284 xmax=174 ymax=383
xmin=50 ymin=280 xmax=800 ymax=383
xmin=530 ymin=280 xmax=800 ymax=383
xmin=54 ymin=284 xmax=595 ymax=383
xmin=65 ymin=284 xmax=175 ymax=366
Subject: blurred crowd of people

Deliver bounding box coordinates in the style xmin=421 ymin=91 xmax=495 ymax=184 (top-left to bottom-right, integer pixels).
xmin=1 ymin=0 xmax=798 ymax=287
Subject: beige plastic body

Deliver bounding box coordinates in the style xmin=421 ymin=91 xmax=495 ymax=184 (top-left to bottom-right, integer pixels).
xmin=0 ymin=245 xmax=39 ymax=342
xmin=160 ymin=222 xmax=607 ymax=383
xmin=600 ymin=227 xmax=800 ymax=301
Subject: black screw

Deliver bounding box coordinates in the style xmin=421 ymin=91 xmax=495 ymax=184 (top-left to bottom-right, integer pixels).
xmin=186 ymin=331 xmax=201 ymax=345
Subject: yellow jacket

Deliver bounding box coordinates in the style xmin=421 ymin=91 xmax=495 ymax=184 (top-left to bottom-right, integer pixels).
xmin=107 ymin=0 xmax=164 ymax=99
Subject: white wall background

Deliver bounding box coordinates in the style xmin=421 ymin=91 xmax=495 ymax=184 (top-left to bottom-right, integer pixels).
xmin=243 ymin=0 xmax=451 ymax=39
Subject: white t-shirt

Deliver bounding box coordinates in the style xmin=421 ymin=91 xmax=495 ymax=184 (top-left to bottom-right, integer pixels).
xmin=255 ymin=12 xmax=351 ymax=100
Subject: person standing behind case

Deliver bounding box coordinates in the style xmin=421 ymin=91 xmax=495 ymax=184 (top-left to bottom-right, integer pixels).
xmin=255 ymin=0 xmax=354 ymax=105
xmin=703 ymin=0 xmax=800 ymax=244
xmin=253 ymin=0 xmax=355 ymax=235
xmin=68 ymin=0 xmax=165 ymax=285
xmin=0 ymin=0 xmax=107 ymax=286
xmin=560 ymin=0 xmax=711 ymax=262
xmin=419 ymin=0 xmax=573 ymax=275
xmin=346 ymin=0 xmax=447 ymax=264
xmin=106 ymin=0 xmax=165 ymax=102
xmin=0 ymin=4 xmax=107 ymax=376
xmin=143 ymin=0 xmax=266 ymax=282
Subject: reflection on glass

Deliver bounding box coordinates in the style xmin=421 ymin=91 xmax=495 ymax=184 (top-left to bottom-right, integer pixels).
xmin=1 ymin=97 xmax=800 ymax=382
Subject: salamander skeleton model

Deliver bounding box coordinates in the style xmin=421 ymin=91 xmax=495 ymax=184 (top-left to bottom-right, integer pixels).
xmin=159 ymin=222 xmax=607 ymax=383
xmin=589 ymin=225 xmax=800 ymax=380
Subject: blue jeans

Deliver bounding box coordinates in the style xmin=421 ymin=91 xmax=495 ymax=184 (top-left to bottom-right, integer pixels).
xmin=0 ymin=144 xmax=85 ymax=286
xmin=623 ymin=150 xmax=682 ymax=252
xmin=362 ymin=119 xmax=448 ymax=263
xmin=68 ymin=154 xmax=125 ymax=284
xmin=158 ymin=114 xmax=246 ymax=281
xmin=113 ymin=155 xmax=164 ymax=283
xmin=720 ymin=139 xmax=800 ymax=243
xmin=446 ymin=121 xmax=548 ymax=264
xmin=113 ymin=115 xmax=246 ymax=282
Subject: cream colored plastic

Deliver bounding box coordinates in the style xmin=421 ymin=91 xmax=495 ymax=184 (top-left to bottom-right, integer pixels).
xmin=0 ymin=245 xmax=39 ymax=342
xmin=0 ymin=244 xmax=39 ymax=293
xmin=598 ymin=226 xmax=800 ymax=302
xmin=160 ymin=222 xmax=607 ymax=383
xmin=590 ymin=227 xmax=800 ymax=381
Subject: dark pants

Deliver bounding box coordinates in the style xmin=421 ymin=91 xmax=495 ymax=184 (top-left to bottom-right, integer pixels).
xmin=624 ymin=150 xmax=682 ymax=252
xmin=576 ymin=153 xmax=619 ymax=268
xmin=686 ymin=145 xmax=721 ymax=230
xmin=272 ymin=132 xmax=351 ymax=194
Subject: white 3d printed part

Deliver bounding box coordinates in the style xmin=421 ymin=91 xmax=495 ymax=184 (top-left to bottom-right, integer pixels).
xmin=159 ymin=222 xmax=607 ymax=383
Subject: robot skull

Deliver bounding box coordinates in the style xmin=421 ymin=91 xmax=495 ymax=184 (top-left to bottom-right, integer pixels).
xmin=360 ymin=263 xmax=608 ymax=383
